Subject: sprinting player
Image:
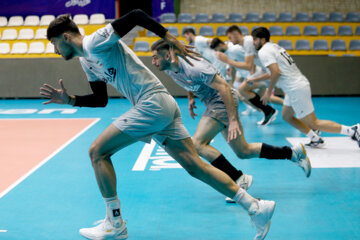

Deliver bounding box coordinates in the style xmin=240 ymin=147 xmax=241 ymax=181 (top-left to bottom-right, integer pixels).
xmin=183 ymin=28 xmax=229 ymax=81
xmin=151 ymin=40 xmax=312 ymax=197
xmin=41 ymin=10 xmax=276 ymax=240
xmin=210 ymin=37 xmax=283 ymax=121
xmin=213 ymin=27 xmax=280 ymax=125
xmin=251 ymin=27 xmax=360 ymax=147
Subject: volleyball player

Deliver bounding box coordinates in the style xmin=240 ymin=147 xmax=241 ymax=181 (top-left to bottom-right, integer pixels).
xmin=40 ymin=10 xmax=276 ymax=240
xmin=251 ymin=27 xmax=360 ymax=148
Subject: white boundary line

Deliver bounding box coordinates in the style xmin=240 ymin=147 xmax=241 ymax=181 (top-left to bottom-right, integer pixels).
xmin=132 ymin=140 xmax=156 ymax=171
xmin=0 ymin=118 xmax=101 ymax=199
xmin=0 ymin=230 xmax=7 ymax=232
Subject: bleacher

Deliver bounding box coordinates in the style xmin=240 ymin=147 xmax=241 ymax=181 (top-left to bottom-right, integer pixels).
xmin=0 ymin=13 xmax=106 ymax=58
xmin=133 ymin=11 xmax=360 ymax=56
xmin=1 ymin=12 xmax=359 ymax=58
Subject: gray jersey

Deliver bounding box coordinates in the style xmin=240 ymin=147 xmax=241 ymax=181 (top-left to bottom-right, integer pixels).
xmin=193 ymin=36 xmax=227 ymax=77
xmin=79 ymin=24 xmax=168 ymax=105
xmin=164 ymin=57 xmax=234 ymax=106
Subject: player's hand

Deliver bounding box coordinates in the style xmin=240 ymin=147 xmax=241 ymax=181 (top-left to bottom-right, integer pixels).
xmin=227 ymin=120 xmax=242 ymax=142
xmin=164 ymin=32 xmax=200 ymax=66
xmin=40 ymin=79 xmax=70 ymax=105
xmin=226 ymin=68 xmax=232 ymax=77
xmin=260 ymin=88 xmax=271 ymax=105
xmin=188 ymin=98 xmax=198 ymax=119
xmin=245 ymin=78 xmax=254 ymax=86
xmin=215 ymin=51 xmax=229 ymax=63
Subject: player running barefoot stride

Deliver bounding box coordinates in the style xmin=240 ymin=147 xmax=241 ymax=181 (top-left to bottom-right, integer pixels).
xmin=41 ymin=10 xmax=275 ymax=240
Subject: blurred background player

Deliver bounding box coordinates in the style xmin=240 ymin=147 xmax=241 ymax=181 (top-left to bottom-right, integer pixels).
xmin=251 ymin=27 xmax=360 ymax=148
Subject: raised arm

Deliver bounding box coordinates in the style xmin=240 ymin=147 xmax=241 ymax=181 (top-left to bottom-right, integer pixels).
xmin=111 ymin=9 xmax=199 ymax=63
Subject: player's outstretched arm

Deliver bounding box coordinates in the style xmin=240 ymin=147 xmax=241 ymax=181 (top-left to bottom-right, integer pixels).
xmin=40 ymin=79 xmax=108 ymax=107
xmin=111 ymin=9 xmax=200 ymax=64
xmin=261 ymin=63 xmax=281 ymax=105
xmin=40 ymin=79 xmax=72 ymax=105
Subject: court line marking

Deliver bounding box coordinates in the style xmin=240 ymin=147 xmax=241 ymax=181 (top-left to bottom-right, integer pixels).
xmin=0 ymin=118 xmax=101 ymax=199
xmin=0 ymin=230 xmax=7 ymax=232
xmin=132 ymin=140 xmax=156 ymax=171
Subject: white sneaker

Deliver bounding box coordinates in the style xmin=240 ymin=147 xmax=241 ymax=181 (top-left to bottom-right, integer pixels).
xmin=241 ymin=106 xmax=257 ymax=116
xmin=351 ymin=123 xmax=360 ymax=147
xmin=250 ymin=200 xmax=276 ymax=240
xmin=226 ymin=174 xmax=253 ymax=203
xmin=79 ymin=217 xmax=128 ymax=240
xmin=291 ymin=144 xmax=312 ymax=178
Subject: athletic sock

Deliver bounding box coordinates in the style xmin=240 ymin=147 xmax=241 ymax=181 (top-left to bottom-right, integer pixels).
xmin=248 ymin=93 xmax=274 ymax=116
xmin=211 ymin=154 xmax=242 ymax=181
xmin=104 ymin=195 xmax=122 ymax=228
xmin=306 ymin=130 xmax=320 ymax=141
xmin=260 ymin=143 xmax=292 ymax=160
xmin=233 ymin=188 xmax=259 ymax=214
xmin=340 ymin=125 xmax=355 ymax=136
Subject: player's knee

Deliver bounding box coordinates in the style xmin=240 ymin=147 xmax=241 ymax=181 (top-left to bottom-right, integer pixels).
xmin=192 ymin=137 xmax=205 ymax=152
xmin=88 ymin=142 xmax=106 ymax=164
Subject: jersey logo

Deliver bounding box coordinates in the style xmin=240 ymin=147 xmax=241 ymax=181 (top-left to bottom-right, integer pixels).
xmin=104 ymin=67 xmax=116 ymax=83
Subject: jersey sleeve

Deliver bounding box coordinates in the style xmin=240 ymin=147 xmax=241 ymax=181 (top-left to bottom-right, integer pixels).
xmin=83 ymin=24 xmax=120 ymax=57
xmin=258 ymin=45 xmax=277 ymax=67
xmin=197 ymin=60 xmax=218 ymax=86
xmin=195 ymin=36 xmax=210 ymax=49
xmin=243 ymin=38 xmax=256 ymax=56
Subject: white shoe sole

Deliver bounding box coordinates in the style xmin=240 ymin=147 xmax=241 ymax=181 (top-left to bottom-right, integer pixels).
xmin=255 ymin=201 xmax=276 ymax=240
xmin=301 ymin=144 xmax=312 ymax=178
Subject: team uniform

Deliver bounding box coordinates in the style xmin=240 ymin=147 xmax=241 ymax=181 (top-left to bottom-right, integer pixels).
xmin=164 ymin=56 xmax=239 ymax=126
xmin=257 ymin=42 xmax=314 ymax=119
xmin=242 ymin=35 xmax=270 ymax=87
xmin=79 ymin=24 xmax=190 ymax=144
xmin=225 ymin=42 xmax=249 ymax=79
xmin=193 ymin=36 xmax=228 ymax=80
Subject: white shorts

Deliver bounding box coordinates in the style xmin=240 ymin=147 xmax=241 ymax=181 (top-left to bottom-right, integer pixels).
xmin=247 ymin=66 xmax=269 ymax=88
xmin=283 ymin=84 xmax=314 ymax=119
xmin=113 ymin=92 xmax=190 ymax=145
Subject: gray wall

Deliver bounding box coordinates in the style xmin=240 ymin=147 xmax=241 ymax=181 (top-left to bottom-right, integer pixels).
xmin=0 ymin=56 xmax=359 ymax=98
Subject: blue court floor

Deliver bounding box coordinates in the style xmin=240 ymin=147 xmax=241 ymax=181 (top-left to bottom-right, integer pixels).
xmin=0 ymin=97 xmax=359 ymax=240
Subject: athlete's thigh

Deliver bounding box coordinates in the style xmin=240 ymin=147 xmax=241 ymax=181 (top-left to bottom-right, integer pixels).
xmin=193 ymin=116 xmax=224 ymax=144
xmin=282 ymin=104 xmax=295 ymax=118
xmin=91 ymin=124 xmax=138 ymax=156
xmin=164 ymin=137 xmax=204 ymax=169
xmin=221 ymin=120 xmax=249 ymax=154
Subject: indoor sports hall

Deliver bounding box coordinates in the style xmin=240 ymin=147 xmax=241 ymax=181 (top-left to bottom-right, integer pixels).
xmin=0 ymin=1 xmax=359 ymax=240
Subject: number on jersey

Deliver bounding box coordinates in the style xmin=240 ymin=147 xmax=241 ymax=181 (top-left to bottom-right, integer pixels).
xmin=280 ymin=51 xmax=295 ymax=65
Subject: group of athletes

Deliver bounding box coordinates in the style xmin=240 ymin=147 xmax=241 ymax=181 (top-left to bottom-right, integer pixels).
xmin=39 ymin=9 xmax=360 ymax=240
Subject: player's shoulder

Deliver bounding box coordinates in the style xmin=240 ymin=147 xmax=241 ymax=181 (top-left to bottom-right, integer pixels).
xmin=259 ymin=42 xmax=277 ymax=55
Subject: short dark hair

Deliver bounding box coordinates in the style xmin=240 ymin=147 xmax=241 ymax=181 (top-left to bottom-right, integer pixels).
xmin=226 ymin=25 xmax=242 ymax=35
xmin=251 ymin=27 xmax=270 ymax=42
xmin=209 ymin=37 xmax=224 ymax=49
xmin=151 ymin=39 xmax=170 ymax=52
xmin=47 ymin=14 xmax=80 ymax=40
xmin=183 ymin=28 xmax=195 ymax=35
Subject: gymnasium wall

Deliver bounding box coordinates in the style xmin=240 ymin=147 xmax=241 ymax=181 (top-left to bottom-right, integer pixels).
xmin=180 ymin=0 xmax=360 ymax=16
xmin=0 ymin=56 xmax=359 ymax=98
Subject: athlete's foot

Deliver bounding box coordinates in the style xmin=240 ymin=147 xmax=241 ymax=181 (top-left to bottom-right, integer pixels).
xmin=79 ymin=217 xmax=128 ymax=240
xmin=257 ymin=109 xmax=278 ymax=126
xmin=351 ymin=124 xmax=360 ymax=147
xmin=305 ymin=137 xmax=325 ymax=148
xmin=226 ymin=174 xmax=253 ymax=203
xmin=242 ymin=106 xmax=257 ymax=116
xmin=291 ymin=144 xmax=312 ymax=178
xmin=250 ymin=200 xmax=276 ymax=240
